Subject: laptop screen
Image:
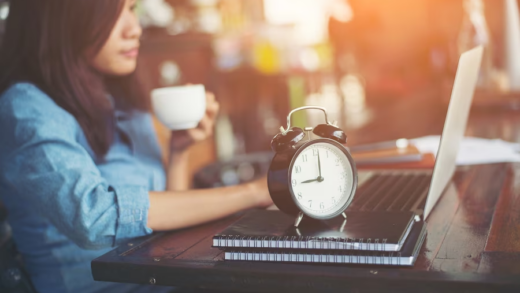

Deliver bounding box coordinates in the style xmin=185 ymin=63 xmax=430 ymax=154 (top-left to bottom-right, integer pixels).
xmin=423 ymin=46 xmax=483 ymax=219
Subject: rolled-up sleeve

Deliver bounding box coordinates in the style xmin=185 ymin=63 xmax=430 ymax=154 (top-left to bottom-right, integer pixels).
xmin=0 ymin=83 xmax=152 ymax=250
xmin=112 ymin=185 xmax=152 ymax=244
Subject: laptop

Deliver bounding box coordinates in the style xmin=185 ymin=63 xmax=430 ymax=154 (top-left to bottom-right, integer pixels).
xmin=347 ymin=46 xmax=483 ymax=220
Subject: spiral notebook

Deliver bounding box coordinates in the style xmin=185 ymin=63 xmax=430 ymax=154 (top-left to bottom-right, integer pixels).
xmin=213 ymin=210 xmax=418 ymax=252
xmin=224 ymin=220 xmax=426 ymax=266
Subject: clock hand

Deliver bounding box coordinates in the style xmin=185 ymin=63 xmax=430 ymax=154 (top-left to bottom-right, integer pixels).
xmin=317 ymin=150 xmax=324 ymax=182
xmin=301 ymin=178 xmax=319 ymax=184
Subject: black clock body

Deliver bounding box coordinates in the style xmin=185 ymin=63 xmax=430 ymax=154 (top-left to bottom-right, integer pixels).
xmin=267 ymin=137 xmax=357 ymax=218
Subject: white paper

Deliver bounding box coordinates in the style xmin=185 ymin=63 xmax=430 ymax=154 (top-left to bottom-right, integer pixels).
xmin=410 ymin=136 xmax=520 ymax=165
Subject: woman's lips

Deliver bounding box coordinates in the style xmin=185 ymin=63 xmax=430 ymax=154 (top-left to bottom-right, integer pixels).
xmin=121 ymin=48 xmax=139 ymax=58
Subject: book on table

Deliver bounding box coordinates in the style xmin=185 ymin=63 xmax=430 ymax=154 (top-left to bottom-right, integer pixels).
xmin=213 ymin=210 xmax=419 ymax=252
xmin=223 ymin=220 xmax=426 ymax=266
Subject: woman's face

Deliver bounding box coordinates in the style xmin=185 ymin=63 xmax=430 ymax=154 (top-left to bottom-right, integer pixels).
xmin=91 ymin=0 xmax=141 ymax=76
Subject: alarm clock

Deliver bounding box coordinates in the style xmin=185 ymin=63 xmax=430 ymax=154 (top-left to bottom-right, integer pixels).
xmin=267 ymin=106 xmax=358 ymax=227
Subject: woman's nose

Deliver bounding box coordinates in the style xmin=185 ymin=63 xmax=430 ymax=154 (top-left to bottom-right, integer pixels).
xmin=124 ymin=13 xmax=142 ymax=40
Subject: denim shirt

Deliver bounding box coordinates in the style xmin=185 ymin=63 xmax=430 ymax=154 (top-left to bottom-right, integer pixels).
xmin=0 ymin=83 xmax=172 ymax=293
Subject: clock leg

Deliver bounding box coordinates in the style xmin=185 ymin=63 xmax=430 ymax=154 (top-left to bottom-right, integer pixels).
xmin=294 ymin=211 xmax=304 ymax=227
xmin=339 ymin=219 xmax=347 ymax=233
xmin=342 ymin=212 xmax=347 ymax=220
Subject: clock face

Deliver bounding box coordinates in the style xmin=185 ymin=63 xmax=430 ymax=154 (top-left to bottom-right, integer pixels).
xmin=289 ymin=141 xmax=356 ymax=219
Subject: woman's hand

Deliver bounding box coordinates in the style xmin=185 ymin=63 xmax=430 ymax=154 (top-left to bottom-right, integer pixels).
xmin=246 ymin=177 xmax=274 ymax=208
xmin=169 ymin=92 xmax=220 ymax=153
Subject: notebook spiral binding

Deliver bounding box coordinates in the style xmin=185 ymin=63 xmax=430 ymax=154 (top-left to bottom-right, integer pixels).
xmin=215 ymin=235 xmax=389 ymax=251
xmin=224 ymin=249 xmax=403 ymax=265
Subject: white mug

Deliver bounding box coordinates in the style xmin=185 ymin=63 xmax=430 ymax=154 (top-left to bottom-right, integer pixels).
xmin=151 ymin=84 xmax=206 ymax=130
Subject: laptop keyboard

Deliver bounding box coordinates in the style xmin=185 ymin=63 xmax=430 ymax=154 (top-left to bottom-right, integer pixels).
xmin=347 ymin=172 xmax=432 ymax=212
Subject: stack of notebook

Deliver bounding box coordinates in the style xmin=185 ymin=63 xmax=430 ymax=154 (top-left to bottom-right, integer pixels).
xmin=213 ymin=210 xmax=426 ymax=266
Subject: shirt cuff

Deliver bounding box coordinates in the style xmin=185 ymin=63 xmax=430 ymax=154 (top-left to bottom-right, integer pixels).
xmin=113 ymin=185 xmax=153 ymax=244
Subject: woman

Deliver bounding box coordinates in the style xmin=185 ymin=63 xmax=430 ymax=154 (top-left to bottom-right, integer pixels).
xmin=0 ymin=0 xmax=272 ymax=292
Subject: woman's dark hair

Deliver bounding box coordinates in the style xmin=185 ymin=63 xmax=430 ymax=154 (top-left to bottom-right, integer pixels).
xmin=0 ymin=0 xmax=149 ymax=157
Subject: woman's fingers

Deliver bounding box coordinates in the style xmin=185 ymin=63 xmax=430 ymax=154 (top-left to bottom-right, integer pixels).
xmin=187 ymin=128 xmax=206 ymax=142
xmin=198 ymin=115 xmax=214 ymax=136
xmin=185 ymin=115 xmax=214 ymax=143
xmin=205 ymin=92 xmax=219 ymax=119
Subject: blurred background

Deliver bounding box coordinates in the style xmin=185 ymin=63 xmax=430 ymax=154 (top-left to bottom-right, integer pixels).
xmin=0 ymin=0 xmax=517 ymax=187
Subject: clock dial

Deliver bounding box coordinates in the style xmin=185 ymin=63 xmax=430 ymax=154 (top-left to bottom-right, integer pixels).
xmin=289 ymin=141 xmax=355 ymax=218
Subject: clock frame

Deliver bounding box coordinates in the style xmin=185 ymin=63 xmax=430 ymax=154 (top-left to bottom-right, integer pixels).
xmin=267 ymin=137 xmax=358 ymax=223
xmin=267 ymin=106 xmax=358 ymax=227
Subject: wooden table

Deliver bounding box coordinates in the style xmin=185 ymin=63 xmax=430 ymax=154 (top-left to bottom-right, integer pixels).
xmin=92 ymin=94 xmax=520 ymax=292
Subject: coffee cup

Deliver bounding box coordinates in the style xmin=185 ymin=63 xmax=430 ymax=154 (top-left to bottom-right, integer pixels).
xmin=151 ymin=84 xmax=206 ymax=130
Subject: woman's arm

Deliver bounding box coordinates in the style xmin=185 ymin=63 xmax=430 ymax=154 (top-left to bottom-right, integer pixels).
xmin=0 ymin=85 xmax=152 ymax=249
xmin=166 ymin=149 xmax=190 ymax=191
xmin=148 ymin=179 xmax=271 ymax=231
